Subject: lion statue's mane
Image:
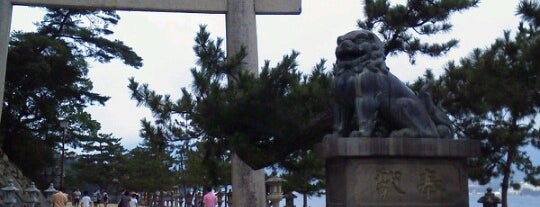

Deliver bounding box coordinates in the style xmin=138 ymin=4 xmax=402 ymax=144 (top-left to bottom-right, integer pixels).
xmin=331 ymin=30 xmax=452 ymax=138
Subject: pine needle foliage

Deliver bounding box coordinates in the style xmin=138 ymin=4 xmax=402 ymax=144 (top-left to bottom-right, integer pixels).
xmin=413 ymin=2 xmax=540 ymax=206
xmin=130 ymin=26 xmax=333 ymax=170
xmin=2 ymin=9 xmax=141 ymax=188
xmin=357 ymin=0 xmax=478 ymax=64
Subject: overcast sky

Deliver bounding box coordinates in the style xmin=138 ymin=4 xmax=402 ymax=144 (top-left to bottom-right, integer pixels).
xmin=10 ymin=0 xmax=521 ymax=149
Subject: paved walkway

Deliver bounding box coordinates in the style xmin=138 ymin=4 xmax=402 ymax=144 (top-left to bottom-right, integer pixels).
xmin=65 ymin=205 xmax=149 ymax=207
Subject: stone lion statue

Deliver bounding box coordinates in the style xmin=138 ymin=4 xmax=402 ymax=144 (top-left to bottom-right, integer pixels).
xmin=331 ymin=29 xmax=452 ymax=138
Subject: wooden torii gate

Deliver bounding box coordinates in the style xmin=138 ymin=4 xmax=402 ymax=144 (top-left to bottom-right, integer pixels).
xmin=0 ymin=0 xmax=301 ymax=206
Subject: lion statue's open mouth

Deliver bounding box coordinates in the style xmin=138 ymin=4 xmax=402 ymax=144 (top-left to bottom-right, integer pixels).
xmin=330 ymin=30 xmax=452 ymax=138
xmin=335 ymin=39 xmax=363 ymax=61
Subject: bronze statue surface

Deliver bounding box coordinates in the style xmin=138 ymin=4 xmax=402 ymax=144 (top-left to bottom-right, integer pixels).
xmin=331 ymin=29 xmax=452 ymax=138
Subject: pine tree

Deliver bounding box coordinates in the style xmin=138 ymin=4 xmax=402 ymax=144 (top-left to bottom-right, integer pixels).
xmin=280 ymin=149 xmax=325 ymax=207
xmin=129 ymin=25 xmax=333 ymax=170
xmin=357 ymin=0 xmax=478 ymax=64
xmin=72 ymin=133 xmax=126 ymax=190
xmin=415 ymin=2 xmax=540 ymax=206
xmin=121 ymin=146 xmax=175 ymax=191
xmin=175 ymin=141 xmax=231 ymax=188
xmin=2 ymin=8 xmax=141 ymax=187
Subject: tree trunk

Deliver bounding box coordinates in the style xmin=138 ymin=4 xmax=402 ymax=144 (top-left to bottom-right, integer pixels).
xmin=501 ymin=146 xmax=516 ymax=207
xmin=303 ymin=193 xmax=307 ymax=207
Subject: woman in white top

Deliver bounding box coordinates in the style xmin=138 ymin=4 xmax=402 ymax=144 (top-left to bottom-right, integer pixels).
xmin=80 ymin=191 xmax=93 ymax=207
xmin=129 ymin=193 xmax=137 ymax=207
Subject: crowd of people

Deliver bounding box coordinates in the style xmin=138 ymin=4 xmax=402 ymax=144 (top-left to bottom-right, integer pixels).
xmin=68 ymin=189 xmax=114 ymax=207
xmin=49 ymin=187 xmax=139 ymax=207
xmin=49 ymin=186 xmax=221 ymax=207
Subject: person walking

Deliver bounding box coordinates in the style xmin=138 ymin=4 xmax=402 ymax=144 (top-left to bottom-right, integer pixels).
xmin=118 ymin=190 xmax=132 ymax=207
xmin=93 ymin=190 xmax=102 ymax=207
xmin=129 ymin=192 xmax=138 ymax=207
xmin=73 ymin=189 xmax=82 ymax=207
xmin=102 ymin=192 xmax=109 ymax=207
xmin=80 ymin=191 xmax=93 ymax=207
xmin=51 ymin=188 xmax=68 ymax=207
xmin=202 ymin=187 xmax=218 ymax=207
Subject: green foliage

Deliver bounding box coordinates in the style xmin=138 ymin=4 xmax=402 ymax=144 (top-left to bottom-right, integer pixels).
xmin=120 ymin=147 xmax=174 ymax=191
xmin=37 ymin=8 xmax=142 ymax=68
xmin=130 ymin=25 xmax=333 ymax=171
xmin=119 ymin=119 xmax=179 ymax=191
xmin=175 ymin=142 xmax=231 ymax=188
xmin=185 ymin=26 xmax=333 ymax=169
xmin=128 ymin=26 xmax=233 ymax=188
xmin=280 ymin=149 xmax=325 ymax=207
xmin=1 ymin=8 xmax=141 ymax=188
xmin=416 ymin=2 xmax=540 ymax=206
xmin=70 ymin=133 xmax=125 ymax=191
xmin=358 ymin=0 xmax=478 ymax=63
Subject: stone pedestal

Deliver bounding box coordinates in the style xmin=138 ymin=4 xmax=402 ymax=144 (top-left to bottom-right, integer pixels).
xmin=316 ymin=138 xmax=480 ymax=207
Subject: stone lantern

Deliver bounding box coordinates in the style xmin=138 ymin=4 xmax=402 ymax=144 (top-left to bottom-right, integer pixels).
xmin=43 ymin=183 xmax=57 ymax=207
xmin=1 ymin=179 xmax=19 ymax=207
xmin=265 ymin=175 xmax=285 ymax=207
xmin=25 ymin=182 xmax=40 ymax=207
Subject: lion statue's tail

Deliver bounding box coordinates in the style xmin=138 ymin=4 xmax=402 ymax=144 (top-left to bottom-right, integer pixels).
xmin=418 ymin=81 xmax=453 ymax=138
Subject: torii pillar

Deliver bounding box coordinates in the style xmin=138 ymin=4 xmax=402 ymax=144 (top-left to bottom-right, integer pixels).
xmin=0 ymin=1 xmax=302 ymax=206
xmin=227 ymin=2 xmax=262 ymax=206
